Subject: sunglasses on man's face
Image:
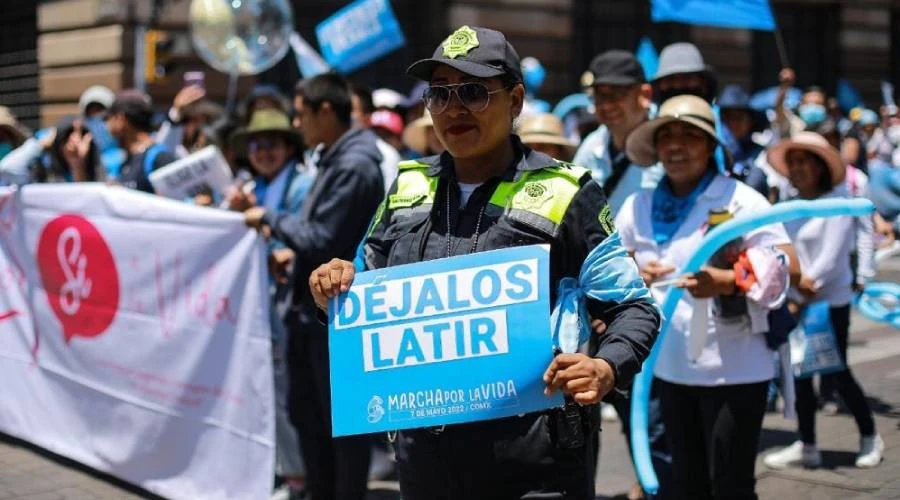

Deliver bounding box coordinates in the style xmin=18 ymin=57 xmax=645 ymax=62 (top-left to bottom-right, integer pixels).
xmin=423 ymin=82 xmax=507 ymax=115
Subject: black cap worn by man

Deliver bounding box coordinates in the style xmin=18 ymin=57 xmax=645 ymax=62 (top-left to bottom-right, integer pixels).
xmin=108 ymin=89 xmax=155 ymax=131
xmin=589 ymin=50 xmax=646 ymax=86
xmin=407 ymin=25 xmax=523 ymax=82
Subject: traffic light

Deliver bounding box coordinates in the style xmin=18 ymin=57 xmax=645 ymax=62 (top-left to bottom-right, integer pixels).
xmin=144 ymin=29 xmax=175 ymax=83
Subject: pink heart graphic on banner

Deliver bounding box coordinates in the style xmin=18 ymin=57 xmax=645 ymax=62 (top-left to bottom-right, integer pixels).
xmin=36 ymin=214 xmax=120 ymax=343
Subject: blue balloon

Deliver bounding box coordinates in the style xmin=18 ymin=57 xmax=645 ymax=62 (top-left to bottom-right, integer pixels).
xmin=522 ymin=57 xmax=546 ymax=96
xmin=552 ymin=93 xmax=591 ymax=119
xmin=854 ymin=282 xmax=900 ymax=329
xmin=749 ymin=86 xmax=802 ymax=111
xmin=629 ymin=198 xmax=875 ymax=495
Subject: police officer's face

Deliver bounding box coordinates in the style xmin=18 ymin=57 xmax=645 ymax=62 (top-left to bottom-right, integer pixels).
xmin=428 ymin=65 xmax=523 ymax=160
xmin=655 ymin=121 xmax=715 ymax=190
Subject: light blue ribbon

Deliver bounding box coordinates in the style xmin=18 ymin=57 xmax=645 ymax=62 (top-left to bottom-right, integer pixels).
xmin=550 ymin=231 xmax=657 ymax=353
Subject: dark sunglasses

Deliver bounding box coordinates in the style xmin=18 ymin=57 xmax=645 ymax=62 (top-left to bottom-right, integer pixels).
xmin=422 ymin=82 xmax=507 ymax=114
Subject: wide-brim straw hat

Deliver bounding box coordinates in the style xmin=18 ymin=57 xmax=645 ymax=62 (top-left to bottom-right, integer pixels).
xmin=516 ymin=112 xmax=576 ymax=156
xmin=402 ymin=110 xmax=434 ymax=154
xmin=625 ymin=94 xmax=728 ymax=167
xmin=231 ymin=109 xmax=301 ymax=153
xmin=767 ymin=131 xmax=846 ymax=187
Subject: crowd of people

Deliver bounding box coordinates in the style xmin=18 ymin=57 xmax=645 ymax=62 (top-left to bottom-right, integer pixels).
xmin=2 ymin=22 xmax=900 ymax=500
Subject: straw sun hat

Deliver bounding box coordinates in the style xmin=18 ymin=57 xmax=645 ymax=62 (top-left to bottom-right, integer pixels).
xmin=516 ymin=113 xmax=576 ymax=157
xmin=767 ymin=131 xmax=846 ymax=187
xmin=625 ymin=94 xmax=728 ymax=166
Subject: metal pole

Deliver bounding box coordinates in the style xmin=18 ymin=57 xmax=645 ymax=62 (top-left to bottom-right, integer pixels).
xmin=774 ymin=27 xmax=790 ymax=69
xmin=227 ymin=70 xmax=239 ymax=113
xmin=134 ymin=25 xmax=147 ymax=92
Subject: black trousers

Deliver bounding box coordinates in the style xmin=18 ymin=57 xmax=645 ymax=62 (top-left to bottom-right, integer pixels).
xmin=795 ymin=304 xmax=875 ymax=444
xmin=395 ymin=413 xmax=596 ymax=500
xmin=658 ymin=379 xmax=769 ymax=500
xmin=287 ymin=320 xmax=371 ymax=500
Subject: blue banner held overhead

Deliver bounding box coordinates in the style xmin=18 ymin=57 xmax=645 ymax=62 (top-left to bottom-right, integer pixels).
xmin=328 ymin=245 xmax=563 ymax=437
xmin=315 ymin=0 xmax=406 ymax=74
xmin=651 ymin=0 xmax=777 ymax=31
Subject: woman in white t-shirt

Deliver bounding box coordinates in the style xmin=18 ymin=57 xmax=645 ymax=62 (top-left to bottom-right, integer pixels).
xmin=762 ymin=132 xmax=884 ymax=470
xmin=617 ymin=95 xmax=796 ymax=500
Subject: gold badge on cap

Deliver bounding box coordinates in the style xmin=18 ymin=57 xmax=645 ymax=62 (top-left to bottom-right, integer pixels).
xmin=442 ymin=26 xmax=479 ymax=59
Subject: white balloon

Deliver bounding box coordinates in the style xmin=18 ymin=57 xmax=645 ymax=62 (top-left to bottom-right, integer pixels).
xmin=190 ymin=0 xmax=294 ymax=75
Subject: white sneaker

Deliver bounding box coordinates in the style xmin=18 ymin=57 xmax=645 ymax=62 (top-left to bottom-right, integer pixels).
xmin=856 ymin=434 xmax=885 ymax=468
xmin=764 ymin=441 xmax=822 ymax=469
xmin=601 ymin=403 xmax=618 ymax=422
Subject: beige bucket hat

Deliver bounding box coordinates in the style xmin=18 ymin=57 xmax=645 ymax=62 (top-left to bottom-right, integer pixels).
xmin=625 ymin=94 xmax=727 ymax=167
xmin=516 ymin=113 xmax=576 ymax=157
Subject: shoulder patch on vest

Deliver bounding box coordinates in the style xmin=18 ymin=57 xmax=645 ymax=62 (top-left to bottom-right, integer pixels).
xmin=598 ymin=204 xmax=615 ymax=235
xmin=513 ymin=179 xmax=554 ymax=211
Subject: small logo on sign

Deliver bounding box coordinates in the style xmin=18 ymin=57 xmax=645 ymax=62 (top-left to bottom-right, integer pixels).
xmin=367 ymin=395 xmax=385 ymax=423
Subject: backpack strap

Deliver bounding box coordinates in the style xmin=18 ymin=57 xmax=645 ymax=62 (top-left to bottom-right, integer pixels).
xmin=142 ymin=143 xmax=168 ymax=178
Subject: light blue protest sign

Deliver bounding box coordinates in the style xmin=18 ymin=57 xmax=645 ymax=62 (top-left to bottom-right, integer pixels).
xmin=315 ymin=0 xmax=405 ymax=74
xmin=328 ymin=245 xmax=562 ymax=437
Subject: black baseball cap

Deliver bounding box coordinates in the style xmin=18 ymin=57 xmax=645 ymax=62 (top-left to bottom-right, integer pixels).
xmin=407 ymin=26 xmax=523 ymax=83
xmin=589 ymin=50 xmax=646 ymax=86
xmin=108 ymin=89 xmax=155 ymax=131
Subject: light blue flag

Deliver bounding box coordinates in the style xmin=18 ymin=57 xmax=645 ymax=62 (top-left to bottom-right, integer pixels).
xmin=636 ymin=37 xmax=658 ymax=81
xmin=316 ymin=0 xmax=406 ymax=74
xmin=652 ymin=0 xmax=776 ymax=31
xmin=289 ymin=32 xmax=331 ymax=78
xmin=836 ymin=78 xmax=863 ymax=113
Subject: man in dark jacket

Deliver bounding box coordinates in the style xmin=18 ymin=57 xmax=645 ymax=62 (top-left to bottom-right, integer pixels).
xmin=245 ymin=72 xmax=384 ymax=500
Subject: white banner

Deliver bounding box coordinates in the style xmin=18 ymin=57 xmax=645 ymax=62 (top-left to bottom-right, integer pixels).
xmin=0 ymin=184 xmax=274 ymax=500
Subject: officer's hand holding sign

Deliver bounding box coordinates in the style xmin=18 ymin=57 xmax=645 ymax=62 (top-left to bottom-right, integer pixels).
xmin=308 ymin=25 xmax=659 ymax=500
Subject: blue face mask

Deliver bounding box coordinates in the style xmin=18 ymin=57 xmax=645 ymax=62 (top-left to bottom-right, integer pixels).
xmin=798 ymin=103 xmax=827 ymax=127
xmin=0 ymin=142 xmax=12 ymax=161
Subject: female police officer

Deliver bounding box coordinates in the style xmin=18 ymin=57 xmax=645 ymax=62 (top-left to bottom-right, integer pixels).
xmin=309 ymin=26 xmax=660 ymax=499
